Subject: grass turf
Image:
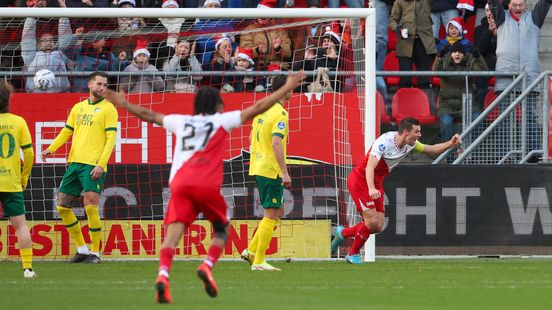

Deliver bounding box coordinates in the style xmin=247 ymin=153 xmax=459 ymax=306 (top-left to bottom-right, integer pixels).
xmin=1 ymin=259 xmax=552 ymax=309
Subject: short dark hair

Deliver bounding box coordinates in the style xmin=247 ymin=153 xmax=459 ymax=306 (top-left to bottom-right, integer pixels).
xmin=271 ymin=75 xmax=287 ymax=92
xmin=194 ymin=86 xmax=223 ymax=115
xmin=398 ymin=117 xmax=420 ymax=132
xmin=0 ymin=81 xmax=14 ymax=113
xmin=89 ymin=71 xmax=109 ymax=81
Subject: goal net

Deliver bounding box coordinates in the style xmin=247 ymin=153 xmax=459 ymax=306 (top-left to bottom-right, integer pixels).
xmin=0 ymin=8 xmax=375 ymax=261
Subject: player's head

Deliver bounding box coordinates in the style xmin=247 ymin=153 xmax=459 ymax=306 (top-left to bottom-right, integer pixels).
xmin=0 ymin=81 xmax=14 ymax=113
xmin=88 ymin=71 xmax=109 ymax=99
xmin=194 ymin=86 xmax=224 ymax=115
xmin=272 ymin=75 xmax=291 ymax=101
xmin=398 ymin=117 xmax=422 ymax=145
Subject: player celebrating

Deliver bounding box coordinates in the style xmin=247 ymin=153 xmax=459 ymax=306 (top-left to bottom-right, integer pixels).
xmin=103 ymin=71 xmax=304 ymax=303
xmin=41 ymin=71 xmax=117 ymax=264
xmin=331 ymin=118 xmax=462 ymax=263
xmin=240 ymin=75 xmax=292 ymax=271
xmin=0 ymin=81 xmax=36 ymax=278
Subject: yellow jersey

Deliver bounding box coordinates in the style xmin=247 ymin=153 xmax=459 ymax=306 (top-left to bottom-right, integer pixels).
xmin=65 ymin=98 xmax=118 ymax=170
xmin=249 ymin=102 xmax=288 ymax=179
xmin=0 ymin=113 xmax=32 ymax=192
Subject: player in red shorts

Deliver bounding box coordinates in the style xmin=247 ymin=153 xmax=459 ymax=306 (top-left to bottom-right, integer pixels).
xmin=331 ymin=117 xmax=462 ymax=264
xmin=104 ymin=71 xmax=304 ymax=303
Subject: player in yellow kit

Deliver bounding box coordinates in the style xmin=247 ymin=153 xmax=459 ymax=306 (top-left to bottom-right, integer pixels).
xmin=41 ymin=71 xmax=118 ymax=264
xmin=0 ymin=81 xmax=36 ymax=278
xmin=241 ymin=75 xmax=291 ymax=271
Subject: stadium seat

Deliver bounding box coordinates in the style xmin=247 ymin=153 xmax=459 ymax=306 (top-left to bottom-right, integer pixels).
xmin=484 ymin=89 xmax=499 ymax=121
xmin=377 ymin=91 xmax=391 ymax=124
xmin=391 ymin=87 xmax=436 ymax=125
xmin=488 ymin=76 xmax=496 ymax=87
xmin=383 ymin=51 xmax=417 ymax=86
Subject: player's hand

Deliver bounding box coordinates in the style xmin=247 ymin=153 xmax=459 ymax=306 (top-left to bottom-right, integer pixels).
xmin=104 ymin=89 xmax=128 ymax=107
xmin=450 ymin=134 xmax=462 ymax=147
xmin=41 ymin=149 xmax=52 ymax=161
xmin=369 ymin=187 xmax=381 ymax=200
xmin=281 ymin=172 xmax=292 ymax=188
xmin=90 ymin=166 xmax=104 ymax=180
xmin=285 ymin=70 xmax=305 ymax=90
xmin=21 ymin=179 xmax=28 ymax=190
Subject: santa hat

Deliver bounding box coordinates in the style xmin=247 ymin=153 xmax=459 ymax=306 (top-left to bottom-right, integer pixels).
xmin=323 ymin=24 xmax=341 ymax=45
xmin=203 ymin=0 xmax=221 ymax=7
xmin=456 ymin=0 xmax=474 ymax=12
xmin=257 ymin=0 xmax=276 ymax=8
xmin=133 ymin=40 xmax=150 ymax=58
xmin=214 ymin=34 xmax=231 ymax=50
xmin=118 ymin=0 xmax=136 ymax=7
xmin=268 ymin=63 xmax=281 ymax=72
xmin=446 ymin=17 xmax=466 ymax=35
xmin=237 ymin=48 xmax=255 ymax=65
xmin=162 ymin=0 xmax=179 ymax=8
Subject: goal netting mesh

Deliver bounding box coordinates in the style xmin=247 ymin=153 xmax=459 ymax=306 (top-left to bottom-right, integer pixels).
xmin=0 ymin=8 xmax=375 ymax=261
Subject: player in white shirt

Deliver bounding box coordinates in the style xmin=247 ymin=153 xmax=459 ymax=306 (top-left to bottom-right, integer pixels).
xmin=331 ymin=117 xmax=462 ymax=264
xmin=104 ymin=71 xmax=304 ymax=304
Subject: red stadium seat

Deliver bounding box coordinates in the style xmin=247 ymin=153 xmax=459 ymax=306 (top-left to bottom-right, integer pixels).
xmin=464 ymin=15 xmax=476 ymax=43
xmin=391 ymin=88 xmax=436 ymax=125
xmin=383 ymin=51 xmax=417 ymax=86
xmin=484 ymin=89 xmax=499 ymax=121
xmin=377 ymin=91 xmax=391 ymax=124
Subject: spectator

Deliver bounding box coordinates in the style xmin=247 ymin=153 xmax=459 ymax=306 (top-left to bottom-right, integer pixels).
xmin=163 ymin=39 xmax=203 ymax=92
xmin=314 ymin=27 xmax=341 ymax=91
xmin=327 ymin=0 xmax=364 ymax=8
xmin=292 ymin=44 xmax=317 ymax=92
xmin=431 ymin=0 xmax=460 ymax=40
xmin=372 ymin=0 xmax=395 ymax=99
xmin=149 ymin=0 xmax=187 ymax=69
xmin=436 ymin=17 xmax=473 ymax=55
xmin=239 ymin=3 xmax=292 ymax=70
xmin=489 ymin=0 xmax=551 ymax=156
xmin=201 ymin=35 xmax=234 ymax=88
xmin=112 ymin=0 xmax=145 ymax=59
xmin=223 ymin=48 xmax=265 ymax=92
xmin=288 ymin=0 xmax=328 ymax=62
xmin=473 ymin=3 xmax=497 ymax=111
xmin=389 ymin=0 xmax=436 ymax=88
xmin=64 ymin=29 xmax=129 ymax=92
xmin=117 ymin=0 xmax=145 ymax=32
xmin=433 ymin=41 xmax=487 ymax=143
xmin=21 ymin=0 xmax=72 ymax=92
xmin=119 ymin=43 xmax=165 ymax=93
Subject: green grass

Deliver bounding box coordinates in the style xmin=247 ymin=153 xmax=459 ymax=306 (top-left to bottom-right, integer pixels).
xmin=2 ymin=259 xmax=552 ymax=309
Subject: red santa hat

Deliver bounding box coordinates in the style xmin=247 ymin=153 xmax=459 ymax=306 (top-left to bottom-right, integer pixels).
xmin=237 ymin=48 xmax=255 ymax=65
xmin=203 ymin=0 xmax=221 ymax=7
xmin=456 ymin=0 xmax=474 ymax=11
xmin=446 ymin=17 xmax=466 ymax=35
xmin=133 ymin=40 xmax=151 ymax=58
xmin=214 ymin=34 xmax=231 ymax=50
xmin=268 ymin=63 xmax=281 ymax=72
xmin=162 ymin=0 xmax=179 ymax=8
xmin=257 ymin=0 xmax=276 ymax=8
xmin=323 ymin=24 xmax=341 ymax=45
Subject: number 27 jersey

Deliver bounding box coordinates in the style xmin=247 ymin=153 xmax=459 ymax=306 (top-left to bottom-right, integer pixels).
xmin=162 ymin=110 xmax=242 ymax=189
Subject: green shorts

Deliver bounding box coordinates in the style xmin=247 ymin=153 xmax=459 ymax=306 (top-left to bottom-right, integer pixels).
xmin=59 ymin=163 xmax=106 ymax=196
xmin=0 ymin=191 xmax=25 ymax=217
xmin=255 ymin=175 xmax=283 ymax=208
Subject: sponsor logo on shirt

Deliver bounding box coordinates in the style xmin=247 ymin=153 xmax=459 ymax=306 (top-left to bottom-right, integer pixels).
xmin=277 ymin=121 xmax=286 ymax=130
xmin=378 ymin=144 xmax=385 ymax=152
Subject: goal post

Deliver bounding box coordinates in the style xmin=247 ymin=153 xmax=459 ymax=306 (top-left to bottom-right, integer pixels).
xmin=0 ymin=7 xmax=376 ymax=261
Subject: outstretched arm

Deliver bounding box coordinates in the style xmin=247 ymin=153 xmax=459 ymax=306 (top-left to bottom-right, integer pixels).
xmin=103 ymin=91 xmax=165 ymax=126
xmin=422 ymin=133 xmax=462 ymax=156
xmin=240 ymin=71 xmax=304 ymax=123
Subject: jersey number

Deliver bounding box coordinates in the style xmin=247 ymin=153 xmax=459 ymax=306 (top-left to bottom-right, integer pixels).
xmin=181 ymin=122 xmax=214 ymax=151
xmin=0 ymin=132 xmax=16 ymax=159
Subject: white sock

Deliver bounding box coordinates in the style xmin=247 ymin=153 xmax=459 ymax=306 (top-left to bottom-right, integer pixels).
xmin=77 ymin=246 xmax=90 ymax=255
xmin=158 ymin=269 xmax=169 ymax=278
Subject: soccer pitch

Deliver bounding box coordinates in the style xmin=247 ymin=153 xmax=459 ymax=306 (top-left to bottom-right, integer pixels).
xmin=2 ymin=259 xmax=552 ymax=309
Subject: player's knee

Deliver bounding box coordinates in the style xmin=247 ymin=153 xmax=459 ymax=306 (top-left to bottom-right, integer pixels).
xmin=212 ymin=221 xmax=229 ymax=243
xmin=365 ymin=219 xmax=382 ymax=233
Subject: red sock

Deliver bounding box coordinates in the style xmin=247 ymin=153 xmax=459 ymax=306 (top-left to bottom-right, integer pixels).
xmin=341 ymin=222 xmax=365 ymax=238
xmin=159 ymin=247 xmax=176 ymax=276
xmin=203 ymin=245 xmax=223 ymax=269
xmin=349 ymin=225 xmax=371 ymax=255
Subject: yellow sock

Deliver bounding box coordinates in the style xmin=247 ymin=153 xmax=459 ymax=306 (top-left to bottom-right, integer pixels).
xmin=248 ymin=228 xmax=260 ymax=254
xmin=85 ymin=205 xmax=102 ymax=253
xmin=57 ymin=206 xmax=86 ymax=247
xmin=20 ymin=248 xmax=32 ymax=269
xmin=253 ymin=218 xmax=278 ymax=265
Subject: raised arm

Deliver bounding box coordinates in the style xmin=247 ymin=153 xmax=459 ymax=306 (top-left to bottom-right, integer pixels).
xmin=422 ymin=133 xmax=462 ymax=156
xmin=240 ymin=71 xmax=304 ymax=123
xmin=21 ymin=18 xmax=37 ymax=66
xmin=103 ymin=90 xmax=165 ymax=126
